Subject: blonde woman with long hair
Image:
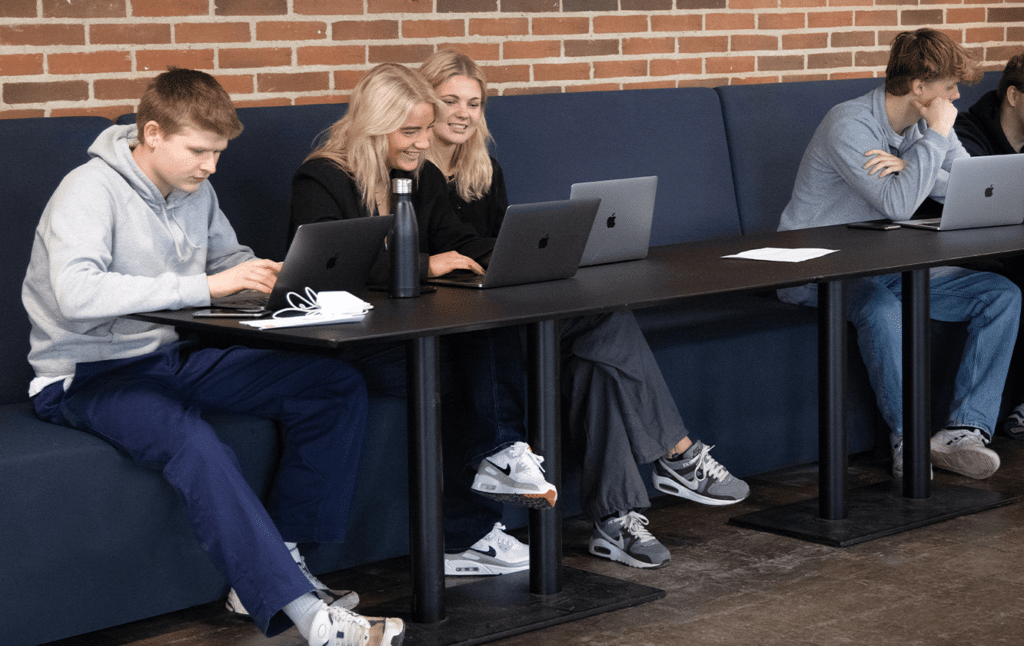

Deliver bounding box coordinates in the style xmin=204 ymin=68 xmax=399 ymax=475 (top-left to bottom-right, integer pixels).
xmin=420 ymin=50 xmax=751 ymax=571
xmin=290 ymin=62 xmax=555 ymax=576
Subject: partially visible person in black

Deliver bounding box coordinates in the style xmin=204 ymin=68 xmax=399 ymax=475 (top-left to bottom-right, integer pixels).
xmin=954 ymin=50 xmax=1024 ymax=439
xmin=290 ymin=62 xmax=557 ymax=577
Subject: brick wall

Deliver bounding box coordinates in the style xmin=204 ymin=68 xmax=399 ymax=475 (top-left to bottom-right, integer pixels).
xmin=1 ymin=0 xmax=1022 ymax=120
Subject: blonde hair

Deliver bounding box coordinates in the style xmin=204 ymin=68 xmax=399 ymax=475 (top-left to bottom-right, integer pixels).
xmin=419 ymin=50 xmax=494 ymax=203
xmin=307 ymin=63 xmax=443 ymax=215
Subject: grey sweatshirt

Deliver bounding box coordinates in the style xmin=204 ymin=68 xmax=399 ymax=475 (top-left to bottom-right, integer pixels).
xmin=779 ymin=85 xmax=967 ymax=231
xmin=22 ymin=124 xmax=254 ymax=395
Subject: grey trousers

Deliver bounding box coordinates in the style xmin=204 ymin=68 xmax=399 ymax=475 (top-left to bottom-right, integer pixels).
xmin=561 ymin=310 xmax=689 ymax=521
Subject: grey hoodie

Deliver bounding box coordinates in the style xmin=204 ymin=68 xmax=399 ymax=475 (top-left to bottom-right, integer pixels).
xmin=22 ymin=124 xmax=254 ymax=395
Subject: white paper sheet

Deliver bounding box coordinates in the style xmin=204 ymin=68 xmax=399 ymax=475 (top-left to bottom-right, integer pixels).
xmin=723 ymin=247 xmax=837 ymax=263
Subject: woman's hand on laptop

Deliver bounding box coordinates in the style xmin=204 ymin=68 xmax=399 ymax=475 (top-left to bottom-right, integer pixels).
xmin=427 ymin=251 xmax=484 ymax=278
xmin=208 ymin=258 xmax=283 ymax=298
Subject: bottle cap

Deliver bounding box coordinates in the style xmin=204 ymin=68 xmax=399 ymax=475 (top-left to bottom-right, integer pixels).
xmin=392 ymin=178 xmax=412 ymax=194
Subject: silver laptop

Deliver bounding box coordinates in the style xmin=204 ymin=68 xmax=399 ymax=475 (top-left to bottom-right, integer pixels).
xmin=429 ymin=198 xmax=600 ymax=289
xmin=898 ymin=155 xmax=1024 ymax=231
xmin=208 ymin=215 xmax=394 ymax=314
xmin=570 ymin=176 xmax=657 ymax=266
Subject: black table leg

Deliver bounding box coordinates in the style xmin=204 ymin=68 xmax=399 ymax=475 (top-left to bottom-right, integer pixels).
xmin=818 ymin=280 xmax=848 ymax=520
xmin=406 ymin=335 xmax=444 ymax=624
xmin=526 ymin=319 xmax=562 ymax=595
xmin=902 ymin=269 xmax=931 ymax=499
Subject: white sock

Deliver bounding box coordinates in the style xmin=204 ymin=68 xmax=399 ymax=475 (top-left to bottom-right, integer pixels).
xmin=283 ymin=593 xmax=325 ymax=640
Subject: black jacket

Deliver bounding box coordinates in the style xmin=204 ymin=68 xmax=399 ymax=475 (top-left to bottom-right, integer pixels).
xmin=954 ymin=90 xmax=1019 ymax=157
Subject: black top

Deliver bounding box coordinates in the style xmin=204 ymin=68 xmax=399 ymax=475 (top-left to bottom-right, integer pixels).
xmin=446 ymin=157 xmax=509 ymax=239
xmin=954 ymin=90 xmax=1020 ymax=157
xmin=290 ymin=157 xmax=494 ymax=284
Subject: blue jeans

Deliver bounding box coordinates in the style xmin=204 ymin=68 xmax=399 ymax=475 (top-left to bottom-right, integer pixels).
xmin=779 ymin=266 xmax=1021 ymax=439
xmin=34 ymin=342 xmax=368 ymax=637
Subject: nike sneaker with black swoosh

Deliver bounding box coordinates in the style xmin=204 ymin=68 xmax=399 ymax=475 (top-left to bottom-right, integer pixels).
xmin=588 ymin=511 xmax=670 ymax=569
xmin=470 ymin=442 xmax=557 ymax=508
xmin=652 ymin=440 xmax=749 ymax=505
xmin=444 ymin=522 xmax=529 ymax=576
xmin=307 ymin=605 xmax=405 ymax=646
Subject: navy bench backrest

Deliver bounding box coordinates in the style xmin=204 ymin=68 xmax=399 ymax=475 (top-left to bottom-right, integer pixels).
xmin=486 ymin=87 xmax=742 ymax=246
xmin=1 ymin=116 xmax=113 ymax=404
xmin=717 ymin=70 xmax=1002 ymax=236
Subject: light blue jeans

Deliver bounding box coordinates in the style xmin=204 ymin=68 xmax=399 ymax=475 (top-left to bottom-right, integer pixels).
xmin=779 ymin=266 xmax=1021 ymax=439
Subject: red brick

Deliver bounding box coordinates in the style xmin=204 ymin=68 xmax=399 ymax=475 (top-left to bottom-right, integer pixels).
xmin=855 ymin=50 xmax=890 ymax=68
xmin=4 ymin=80 xmax=88 ymax=104
xmin=438 ymin=0 xmax=498 ymax=11
xmin=234 ymin=98 xmax=292 ymax=108
xmin=782 ymin=32 xmax=828 ymax=49
xmin=566 ymin=82 xmax=621 ymax=93
xmin=966 ymin=27 xmax=1004 ymax=43
xmin=901 ymin=9 xmax=943 ymax=26
xmin=257 ymin=21 xmax=328 ymax=41
xmin=49 ymin=51 xmax=131 ymax=75
xmin=216 ymin=0 xmax=287 ymax=16
xmin=368 ymin=44 xmax=434 ymax=64
xmin=731 ymin=0 xmax=778 ymax=9
xmin=0 ymin=109 xmax=46 ymax=119
xmin=176 ymin=22 xmax=251 ymax=43
xmin=502 ymin=86 xmax=559 ymax=96
xmin=989 ymin=7 xmax=1024 ymax=23
xmin=874 ymin=0 xmax=917 ymax=6
xmin=0 ymin=0 xmax=36 ymax=18
xmin=43 ymin=0 xmax=123 ymax=18
xmin=217 ymin=74 xmax=256 ymax=95
xmin=855 ymin=11 xmax=898 ymax=27
xmin=132 ymin=0 xmax=206 ymax=16
xmin=136 ymin=49 xmax=216 ymax=72
xmin=830 ymin=70 xmax=876 ymax=80
xmin=95 ymin=77 xmax=152 ymax=101
xmin=706 ymin=13 xmax=756 ymax=31
xmin=51 ymin=105 xmax=128 ymax=120
xmin=295 ymin=0 xmax=362 ymax=14
xmin=565 ymin=39 xmax=619 ymax=57
xmin=731 ymin=75 xmax=776 ymax=85
xmin=534 ymin=62 xmax=591 ymax=82
xmin=807 ymin=11 xmax=853 ymax=28
xmin=781 ymin=0 xmax=820 ymax=7
xmin=469 ymin=18 xmax=529 ymax=37
xmin=732 ymin=34 xmax=778 ymax=51
xmin=533 ymin=17 xmax=590 ymax=36
xmin=831 ymin=31 xmax=875 ymax=48
xmin=781 ymin=73 xmax=829 ymax=83
xmin=298 ymin=45 xmax=365 ymax=66
xmin=295 ymin=95 xmax=348 ymax=107
xmin=219 ymin=48 xmax=292 ymax=69
xmin=651 ymin=14 xmax=702 ymax=32
xmin=594 ymin=14 xmax=648 ymax=33
xmin=1009 ymin=27 xmax=1024 ymax=42
xmin=481 ymin=64 xmax=530 ymax=84
xmin=434 ymin=43 xmax=500 ymax=62
xmin=649 ymin=57 xmax=702 ymax=76
xmin=809 ymin=51 xmax=852 ymax=69
xmin=504 ymin=40 xmax=561 ymax=59
xmin=758 ymin=13 xmax=805 ymax=30
xmin=369 ymin=0 xmax=432 ymax=13
xmin=0 ymin=54 xmax=44 ymax=76
xmin=332 ymin=20 xmax=399 ymax=40
xmin=829 ymin=0 xmax=873 ymax=6
xmin=402 ymin=20 xmax=465 ymax=39
xmin=90 ymin=23 xmax=171 ymax=45
xmin=506 ymin=0 xmax=560 ymax=11
xmin=334 ymin=69 xmax=368 ymax=92
xmin=594 ymin=59 xmax=647 ymax=78
xmin=623 ymin=37 xmax=675 ymax=56
xmin=624 ymin=79 xmax=677 ymax=90
xmin=0 ymin=24 xmax=85 ymax=47
xmin=706 ymin=56 xmax=756 ymax=74
xmin=758 ymin=54 xmax=805 ymax=71
xmin=986 ymin=46 xmax=1024 ymax=63
xmin=947 ymin=8 xmax=986 ymax=24
xmin=679 ymin=36 xmax=728 ymax=54
xmin=257 ymin=71 xmax=331 ymax=93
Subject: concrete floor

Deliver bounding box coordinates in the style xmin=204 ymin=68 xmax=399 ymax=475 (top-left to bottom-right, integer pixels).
xmin=48 ymin=437 xmax=1024 ymax=646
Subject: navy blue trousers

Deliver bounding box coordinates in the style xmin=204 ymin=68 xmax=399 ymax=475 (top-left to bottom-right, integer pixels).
xmin=35 ymin=341 xmax=368 ymax=637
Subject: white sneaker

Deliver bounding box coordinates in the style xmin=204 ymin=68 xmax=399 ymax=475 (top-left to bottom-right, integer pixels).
xmin=444 ymin=522 xmax=529 ymax=576
xmin=891 ymin=438 xmax=932 ymax=479
xmin=931 ymin=427 xmax=1000 ymax=480
xmin=308 ymin=605 xmax=404 ymax=646
xmin=471 ymin=442 xmax=557 ymax=509
xmin=226 ymin=544 xmax=359 ymax=616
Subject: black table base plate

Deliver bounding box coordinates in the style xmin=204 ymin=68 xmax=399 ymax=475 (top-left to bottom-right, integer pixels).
xmin=356 ymin=566 xmax=665 ymax=646
xmin=729 ymin=481 xmax=1018 ymax=548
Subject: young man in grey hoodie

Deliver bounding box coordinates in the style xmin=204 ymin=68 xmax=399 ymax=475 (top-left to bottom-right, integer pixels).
xmin=22 ymin=68 xmax=404 ymax=646
xmin=777 ymin=29 xmax=1021 ymax=481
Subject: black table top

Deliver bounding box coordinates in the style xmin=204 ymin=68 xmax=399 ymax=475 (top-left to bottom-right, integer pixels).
xmin=129 ymin=222 xmax=1024 ymax=349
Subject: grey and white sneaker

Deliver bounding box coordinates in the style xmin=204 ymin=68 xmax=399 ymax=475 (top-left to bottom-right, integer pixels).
xmin=226 ymin=543 xmax=359 ymax=617
xmin=471 ymin=442 xmax=557 ymax=509
xmin=652 ymin=440 xmax=749 ymax=505
xmin=307 ymin=604 xmax=404 ymax=646
xmin=1003 ymin=403 xmax=1024 ymax=440
xmin=891 ymin=437 xmax=932 ymax=479
xmin=444 ymin=522 xmax=529 ymax=576
xmin=588 ymin=511 xmax=670 ymax=569
xmin=931 ymin=427 xmax=1000 ymax=480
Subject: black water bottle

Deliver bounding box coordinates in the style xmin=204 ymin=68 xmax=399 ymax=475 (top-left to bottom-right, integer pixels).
xmin=389 ymin=177 xmax=420 ymax=298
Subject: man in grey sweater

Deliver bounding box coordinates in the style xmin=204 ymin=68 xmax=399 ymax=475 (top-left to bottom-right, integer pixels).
xmin=778 ymin=29 xmax=1021 ymax=480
